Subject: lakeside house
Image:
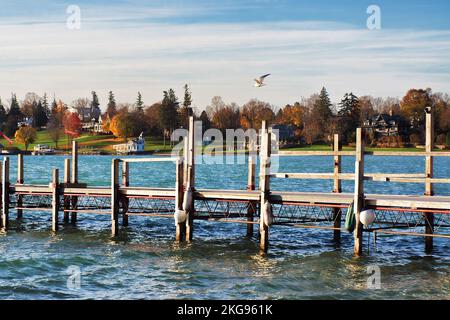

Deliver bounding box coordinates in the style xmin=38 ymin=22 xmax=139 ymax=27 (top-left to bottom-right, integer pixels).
xmin=113 ymin=133 xmax=145 ymax=154
xmin=363 ymin=112 xmax=408 ymax=138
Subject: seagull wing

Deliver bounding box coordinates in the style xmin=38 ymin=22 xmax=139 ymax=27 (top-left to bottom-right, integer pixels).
xmin=254 ymin=78 xmax=262 ymax=85
xmin=260 ymin=74 xmax=271 ymax=80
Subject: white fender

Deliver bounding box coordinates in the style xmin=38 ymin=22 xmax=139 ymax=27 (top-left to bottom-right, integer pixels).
xmin=262 ymin=200 xmax=273 ymax=227
xmin=174 ymin=209 xmax=187 ymax=225
xmin=182 ymin=188 xmax=193 ymax=213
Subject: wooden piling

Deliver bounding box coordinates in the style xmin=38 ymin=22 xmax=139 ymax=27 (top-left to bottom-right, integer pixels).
xmin=259 ymin=121 xmax=271 ymax=254
xmin=71 ymin=141 xmax=78 ymax=224
xmin=63 ymin=159 xmax=71 ymax=223
xmin=246 ymin=153 xmax=256 ymax=237
xmin=332 ymin=134 xmax=342 ymax=241
xmin=424 ymin=109 xmax=434 ymax=253
xmin=122 ymin=161 xmax=129 ymax=226
xmin=1 ymin=157 xmax=10 ymax=230
xmin=111 ymin=159 xmax=119 ymax=236
xmin=185 ymin=116 xmax=195 ymax=242
xmin=353 ymin=128 xmax=365 ymax=256
xmin=183 ymin=137 xmax=189 ymax=188
xmin=175 ymin=159 xmax=185 ymax=241
xmin=51 ymin=168 xmax=60 ymax=232
xmin=16 ymin=154 xmax=24 ymax=219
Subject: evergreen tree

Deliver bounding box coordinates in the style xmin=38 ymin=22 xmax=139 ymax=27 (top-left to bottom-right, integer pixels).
xmin=42 ymin=93 xmax=51 ymax=120
xmin=308 ymin=87 xmax=333 ymax=142
xmin=179 ymin=84 xmax=193 ymax=128
xmin=8 ymin=93 xmax=22 ymax=118
xmin=106 ymin=91 xmax=117 ymax=117
xmin=199 ymin=110 xmax=211 ymax=133
xmin=0 ymin=98 xmax=7 ymax=128
xmin=33 ymin=100 xmax=49 ymax=128
xmin=136 ymin=92 xmax=144 ymax=112
xmin=183 ymin=84 xmax=192 ymax=109
xmin=314 ymin=87 xmax=333 ymax=120
xmin=159 ymin=89 xmax=179 ymax=143
xmin=338 ymin=92 xmax=360 ymax=142
xmin=51 ymin=97 xmax=58 ymax=115
xmin=90 ymin=91 xmax=101 ymax=121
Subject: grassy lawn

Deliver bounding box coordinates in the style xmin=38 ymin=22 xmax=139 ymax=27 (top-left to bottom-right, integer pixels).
xmin=0 ymin=130 xmax=171 ymax=153
xmin=1 ymin=130 xmax=445 ymax=154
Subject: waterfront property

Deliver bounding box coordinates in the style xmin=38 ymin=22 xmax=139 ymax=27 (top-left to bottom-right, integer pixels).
xmin=0 ymin=113 xmax=449 ymax=256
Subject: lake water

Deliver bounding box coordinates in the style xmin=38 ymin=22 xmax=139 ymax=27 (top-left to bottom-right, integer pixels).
xmin=0 ymin=155 xmax=448 ymax=299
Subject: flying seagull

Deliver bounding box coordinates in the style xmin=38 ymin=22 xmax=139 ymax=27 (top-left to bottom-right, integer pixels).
xmin=254 ymin=74 xmax=271 ymax=87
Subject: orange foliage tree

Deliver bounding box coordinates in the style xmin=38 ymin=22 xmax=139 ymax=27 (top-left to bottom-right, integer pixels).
xmin=110 ymin=111 xmax=133 ymax=140
xmin=15 ymin=126 xmax=37 ymax=150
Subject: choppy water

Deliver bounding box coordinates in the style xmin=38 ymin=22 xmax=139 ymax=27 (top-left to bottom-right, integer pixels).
xmin=0 ymin=155 xmax=448 ymax=299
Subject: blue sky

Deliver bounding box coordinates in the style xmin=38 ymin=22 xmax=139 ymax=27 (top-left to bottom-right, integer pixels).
xmin=1 ymin=0 xmax=450 ymax=109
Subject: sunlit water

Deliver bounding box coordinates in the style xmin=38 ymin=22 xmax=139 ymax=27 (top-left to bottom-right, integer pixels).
xmin=0 ymin=155 xmax=448 ymax=299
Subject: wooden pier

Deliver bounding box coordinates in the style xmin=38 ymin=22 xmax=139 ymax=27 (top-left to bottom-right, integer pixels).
xmin=0 ymin=112 xmax=449 ymax=256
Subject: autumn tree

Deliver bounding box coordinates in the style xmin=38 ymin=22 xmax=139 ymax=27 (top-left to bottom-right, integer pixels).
xmin=400 ymin=88 xmax=432 ymax=130
xmin=358 ymin=96 xmax=376 ymax=123
xmin=15 ymin=126 xmax=37 ymax=150
xmin=145 ymin=103 xmax=163 ymax=136
xmin=240 ymin=99 xmax=275 ymax=129
xmin=110 ymin=110 xmax=134 ymax=140
xmin=47 ymin=116 xmax=62 ymax=148
xmin=63 ymin=112 xmax=82 ymax=145
xmin=207 ymin=97 xmax=240 ymax=133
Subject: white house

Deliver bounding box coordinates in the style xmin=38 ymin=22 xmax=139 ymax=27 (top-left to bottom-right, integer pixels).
xmin=113 ymin=133 xmax=145 ymax=154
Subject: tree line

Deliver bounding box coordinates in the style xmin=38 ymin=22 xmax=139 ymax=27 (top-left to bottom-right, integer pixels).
xmin=1 ymin=85 xmax=449 ymax=150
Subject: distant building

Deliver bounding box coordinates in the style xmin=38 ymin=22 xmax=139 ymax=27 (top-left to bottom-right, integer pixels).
xmin=113 ymin=133 xmax=145 ymax=154
xmin=363 ymin=112 xmax=408 ymax=137
xmin=272 ymin=124 xmax=296 ymax=141
xmin=17 ymin=117 xmax=33 ymax=127
xmin=68 ymin=105 xmax=101 ymax=123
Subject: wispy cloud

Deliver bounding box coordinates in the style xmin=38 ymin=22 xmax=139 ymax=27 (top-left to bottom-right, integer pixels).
xmin=0 ymin=1 xmax=449 ymax=108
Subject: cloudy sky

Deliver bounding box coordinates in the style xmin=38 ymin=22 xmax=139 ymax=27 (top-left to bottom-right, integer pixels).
xmin=1 ymin=0 xmax=449 ymax=110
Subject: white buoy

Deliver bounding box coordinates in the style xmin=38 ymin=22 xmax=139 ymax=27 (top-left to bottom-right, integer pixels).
xmin=183 ymin=188 xmax=193 ymax=212
xmin=360 ymin=209 xmax=376 ymax=226
xmin=174 ymin=209 xmax=187 ymax=225
xmin=262 ymin=200 xmax=273 ymax=227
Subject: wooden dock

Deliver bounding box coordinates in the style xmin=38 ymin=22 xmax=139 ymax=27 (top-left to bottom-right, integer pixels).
xmin=1 ymin=113 xmax=449 ymax=256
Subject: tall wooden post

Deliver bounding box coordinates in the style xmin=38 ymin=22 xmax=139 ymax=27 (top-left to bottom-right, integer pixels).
xmin=185 ymin=116 xmax=195 ymax=242
xmin=51 ymin=168 xmax=60 ymax=232
xmin=1 ymin=157 xmax=10 ymax=230
xmin=0 ymin=161 xmax=2 ymax=228
xmin=175 ymin=159 xmax=185 ymax=241
xmin=353 ymin=128 xmax=365 ymax=256
xmin=17 ymin=154 xmax=24 ymax=219
xmin=111 ymin=159 xmax=119 ymax=236
xmin=183 ymin=137 xmax=189 ymax=188
xmin=71 ymin=141 xmax=78 ymax=224
xmin=332 ymin=134 xmax=342 ymax=241
xmin=122 ymin=161 xmax=129 ymax=226
xmin=259 ymin=121 xmax=271 ymax=254
xmin=63 ymin=159 xmax=71 ymax=223
xmin=246 ymin=153 xmax=256 ymax=237
xmin=424 ymin=109 xmax=434 ymax=253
